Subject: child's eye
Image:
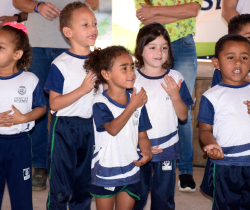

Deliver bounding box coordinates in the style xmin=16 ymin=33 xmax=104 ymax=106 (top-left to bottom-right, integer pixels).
xmin=82 ymin=24 xmax=88 ymax=27
xmin=228 ymin=56 xmax=234 ymax=60
xmin=93 ymin=23 xmax=97 ymax=26
xmin=131 ymin=66 xmax=134 ymax=70
xmin=0 ymin=46 xmax=4 ymax=49
xmin=122 ymin=67 xmax=127 ymax=70
xmin=163 ymin=47 xmax=168 ymax=50
xmin=242 ymin=56 xmax=248 ymax=60
xmin=150 ymin=47 xmax=155 ymax=49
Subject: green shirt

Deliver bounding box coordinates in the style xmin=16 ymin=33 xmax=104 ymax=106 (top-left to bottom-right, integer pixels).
xmin=134 ymin=0 xmax=203 ymax=42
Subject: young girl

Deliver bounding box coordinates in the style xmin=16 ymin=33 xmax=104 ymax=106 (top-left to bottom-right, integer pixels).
xmin=84 ymin=46 xmax=152 ymax=210
xmin=133 ymin=22 xmax=194 ymax=210
xmin=0 ymin=22 xmax=46 ymax=210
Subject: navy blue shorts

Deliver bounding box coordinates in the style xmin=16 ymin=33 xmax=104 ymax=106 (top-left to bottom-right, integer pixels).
xmin=90 ymin=181 xmax=141 ymax=201
xmin=200 ymin=159 xmax=250 ymax=210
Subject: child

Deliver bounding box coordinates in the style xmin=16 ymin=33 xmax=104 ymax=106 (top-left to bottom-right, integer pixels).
xmin=198 ymin=34 xmax=250 ymax=210
xmin=0 ymin=22 xmax=46 ymax=210
xmin=212 ymin=14 xmax=250 ymax=87
xmin=133 ymin=22 xmax=194 ymax=210
xmin=84 ymin=46 xmax=152 ymax=210
xmin=44 ymin=2 xmax=100 ymax=209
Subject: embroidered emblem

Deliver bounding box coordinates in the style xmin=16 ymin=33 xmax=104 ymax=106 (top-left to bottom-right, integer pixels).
xmin=23 ymin=167 xmax=30 ymax=180
xmin=18 ymin=86 xmax=26 ymax=95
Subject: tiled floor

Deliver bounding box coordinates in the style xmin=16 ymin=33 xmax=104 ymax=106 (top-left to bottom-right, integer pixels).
xmin=2 ymin=167 xmax=212 ymax=210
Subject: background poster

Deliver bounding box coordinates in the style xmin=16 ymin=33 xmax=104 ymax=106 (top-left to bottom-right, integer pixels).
xmin=112 ymin=0 xmax=228 ymax=57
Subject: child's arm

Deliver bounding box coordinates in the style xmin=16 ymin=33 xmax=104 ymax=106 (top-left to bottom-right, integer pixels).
xmin=243 ymin=100 xmax=250 ymax=114
xmin=7 ymin=105 xmax=46 ymax=125
xmin=161 ymin=75 xmax=188 ymax=121
xmin=199 ymin=122 xmax=224 ymax=160
xmin=49 ymin=71 xmax=97 ymax=111
xmin=133 ymin=131 xmax=152 ymax=166
xmin=0 ymin=110 xmax=14 ymax=127
xmin=102 ymin=87 xmax=147 ymax=136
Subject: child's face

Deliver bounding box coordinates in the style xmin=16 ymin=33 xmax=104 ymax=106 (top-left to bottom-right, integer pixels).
xmin=68 ymin=7 xmax=98 ymax=48
xmin=142 ymin=35 xmax=169 ymax=69
xmin=213 ymin=41 xmax=250 ymax=86
xmin=105 ymin=53 xmax=135 ymax=90
xmin=0 ymin=30 xmax=17 ymax=69
xmin=238 ymin=23 xmax=250 ymax=42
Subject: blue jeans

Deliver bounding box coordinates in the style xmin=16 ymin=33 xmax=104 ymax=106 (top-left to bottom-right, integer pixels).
xmin=171 ymin=34 xmax=197 ymax=175
xmin=29 ymin=47 xmax=68 ymax=168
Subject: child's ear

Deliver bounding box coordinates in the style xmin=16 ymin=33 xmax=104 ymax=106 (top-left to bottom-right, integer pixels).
xmin=101 ymin=70 xmax=110 ymax=81
xmin=13 ymin=50 xmax=23 ymax=61
xmin=62 ymin=27 xmax=72 ymax=38
xmin=212 ymin=57 xmax=220 ymax=69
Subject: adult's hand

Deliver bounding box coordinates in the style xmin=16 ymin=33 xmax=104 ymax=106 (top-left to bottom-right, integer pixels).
xmin=136 ymin=3 xmax=156 ymax=21
xmin=0 ymin=16 xmax=18 ymax=27
xmin=37 ymin=2 xmax=60 ymax=21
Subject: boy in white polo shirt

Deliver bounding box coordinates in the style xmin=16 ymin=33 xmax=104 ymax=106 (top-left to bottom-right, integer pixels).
xmin=44 ymin=2 xmax=101 ymax=209
xmin=198 ymin=34 xmax=250 ymax=210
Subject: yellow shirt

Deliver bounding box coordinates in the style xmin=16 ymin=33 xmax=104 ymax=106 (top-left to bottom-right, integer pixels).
xmin=134 ymin=0 xmax=203 ymax=42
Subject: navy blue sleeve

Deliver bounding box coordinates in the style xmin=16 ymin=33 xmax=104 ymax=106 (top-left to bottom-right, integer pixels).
xmin=93 ymin=103 xmax=114 ymax=132
xmin=180 ymin=81 xmax=194 ymax=106
xmin=138 ymin=105 xmax=152 ymax=132
xmin=211 ymin=69 xmax=222 ymax=88
xmin=197 ymin=95 xmax=214 ymax=125
xmin=32 ymin=81 xmax=46 ymax=109
xmin=44 ymin=64 xmax=64 ymax=94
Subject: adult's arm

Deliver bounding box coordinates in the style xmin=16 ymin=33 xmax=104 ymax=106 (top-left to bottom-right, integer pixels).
xmin=136 ymin=2 xmax=201 ymax=21
xmin=0 ymin=12 xmax=28 ymax=27
xmin=222 ymin=0 xmax=239 ymax=23
xmin=85 ymin=0 xmax=99 ymax=11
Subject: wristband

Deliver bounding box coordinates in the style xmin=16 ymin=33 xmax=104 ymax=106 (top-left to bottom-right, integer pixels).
xmin=14 ymin=14 xmax=22 ymax=23
xmin=34 ymin=2 xmax=45 ymax=13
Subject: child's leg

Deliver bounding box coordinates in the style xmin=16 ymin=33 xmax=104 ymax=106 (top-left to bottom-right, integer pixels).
xmin=239 ymin=166 xmax=250 ymax=209
xmin=150 ymin=161 xmax=175 ymax=210
xmin=68 ymin=118 xmax=94 ymax=209
xmin=47 ymin=117 xmax=80 ymax=210
xmin=133 ymin=162 xmax=152 ymax=210
xmin=0 ymin=137 xmax=6 ymax=208
xmin=212 ymin=164 xmax=243 ymax=210
xmin=115 ymin=191 xmax=136 ymax=210
xmin=5 ymin=133 xmax=33 ymax=210
xmin=96 ymin=197 xmax=115 ymax=210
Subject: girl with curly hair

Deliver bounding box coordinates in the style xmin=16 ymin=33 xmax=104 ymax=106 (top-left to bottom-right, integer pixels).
xmin=0 ymin=22 xmax=46 ymax=210
xmin=84 ymin=46 xmax=152 ymax=210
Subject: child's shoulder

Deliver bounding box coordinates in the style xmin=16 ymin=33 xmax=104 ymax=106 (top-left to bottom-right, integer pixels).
xmin=22 ymin=71 xmax=39 ymax=82
xmin=92 ymin=92 xmax=109 ymax=105
xmin=52 ymin=51 xmax=70 ymax=66
xmin=168 ymin=69 xmax=184 ymax=81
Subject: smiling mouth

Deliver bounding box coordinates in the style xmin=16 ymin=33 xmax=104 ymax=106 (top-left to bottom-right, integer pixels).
xmin=233 ymin=69 xmax=241 ymax=74
xmin=154 ymin=58 xmax=162 ymax=60
xmin=87 ymin=34 xmax=97 ymax=39
xmin=127 ymin=78 xmax=134 ymax=82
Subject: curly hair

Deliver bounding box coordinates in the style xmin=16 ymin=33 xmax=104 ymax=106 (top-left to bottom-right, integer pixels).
xmin=228 ymin=14 xmax=250 ymax=34
xmin=215 ymin=34 xmax=250 ymax=59
xmin=0 ymin=25 xmax=32 ymax=70
xmin=60 ymin=1 xmax=88 ymax=32
xmin=84 ymin=46 xmax=130 ymax=92
xmin=134 ymin=22 xmax=174 ymax=69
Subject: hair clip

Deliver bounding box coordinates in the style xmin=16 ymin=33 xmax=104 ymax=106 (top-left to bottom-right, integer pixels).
xmin=3 ymin=21 xmax=28 ymax=35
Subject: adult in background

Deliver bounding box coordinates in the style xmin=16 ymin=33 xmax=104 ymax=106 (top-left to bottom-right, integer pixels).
xmin=0 ymin=1 xmax=27 ymax=27
xmin=13 ymin=0 xmax=99 ymax=191
xmin=134 ymin=0 xmax=203 ymax=193
xmin=222 ymin=0 xmax=250 ymax=23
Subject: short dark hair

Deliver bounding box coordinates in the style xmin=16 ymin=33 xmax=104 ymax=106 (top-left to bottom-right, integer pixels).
xmin=84 ymin=46 xmax=130 ymax=92
xmin=0 ymin=26 xmax=32 ymax=70
xmin=215 ymin=34 xmax=250 ymax=58
xmin=134 ymin=22 xmax=174 ymax=69
xmin=60 ymin=1 xmax=88 ymax=31
xmin=228 ymin=14 xmax=250 ymax=34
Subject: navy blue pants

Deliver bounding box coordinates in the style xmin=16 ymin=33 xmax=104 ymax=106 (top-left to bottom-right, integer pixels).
xmin=133 ymin=160 xmax=176 ymax=210
xmin=0 ymin=133 xmax=32 ymax=210
xmin=47 ymin=116 xmax=94 ymax=210
xmin=201 ymin=159 xmax=250 ymax=210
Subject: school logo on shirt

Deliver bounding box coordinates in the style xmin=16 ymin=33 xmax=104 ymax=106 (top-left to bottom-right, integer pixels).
xmin=133 ymin=109 xmax=139 ymax=126
xmin=23 ymin=167 xmax=30 ymax=180
xmin=166 ymin=96 xmax=170 ymax=100
xmin=18 ymin=86 xmax=26 ymax=95
xmin=134 ymin=109 xmax=139 ymax=118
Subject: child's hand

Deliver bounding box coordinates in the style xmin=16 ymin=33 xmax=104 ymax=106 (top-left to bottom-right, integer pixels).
xmin=161 ymin=75 xmax=181 ymax=99
xmin=8 ymin=105 xmax=26 ymax=125
xmin=152 ymin=145 xmax=163 ymax=154
xmin=203 ymin=144 xmax=224 ymax=160
xmin=244 ymin=74 xmax=250 ymax=83
xmin=129 ymin=87 xmax=147 ymax=109
xmin=80 ymin=71 xmax=97 ymax=95
xmin=133 ymin=152 xmax=152 ymax=167
xmin=0 ymin=110 xmax=14 ymax=127
xmin=243 ymin=100 xmax=250 ymax=114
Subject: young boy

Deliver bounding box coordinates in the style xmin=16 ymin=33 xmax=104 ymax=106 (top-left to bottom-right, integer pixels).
xmin=44 ymin=2 xmax=101 ymax=209
xmin=198 ymin=34 xmax=250 ymax=210
xmin=212 ymin=14 xmax=250 ymax=87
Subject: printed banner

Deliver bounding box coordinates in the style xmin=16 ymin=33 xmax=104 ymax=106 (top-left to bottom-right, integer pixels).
xmin=112 ymin=0 xmax=228 ymax=56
